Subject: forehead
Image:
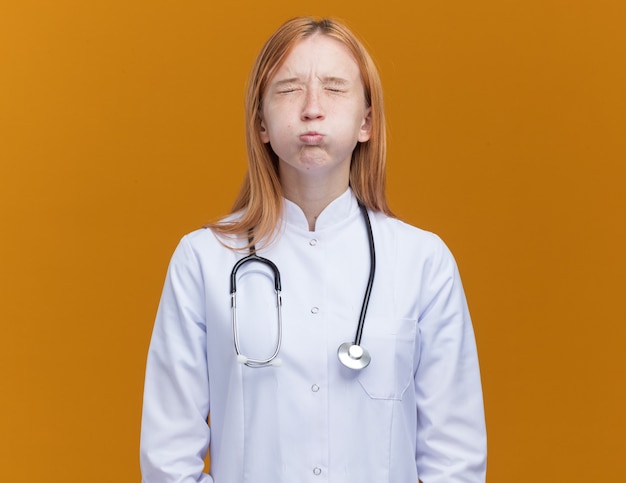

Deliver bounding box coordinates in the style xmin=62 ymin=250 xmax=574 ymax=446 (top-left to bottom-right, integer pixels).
xmin=272 ymin=33 xmax=361 ymax=80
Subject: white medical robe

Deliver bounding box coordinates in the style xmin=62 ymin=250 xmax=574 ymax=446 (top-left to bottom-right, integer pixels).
xmin=140 ymin=189 xmax=486 ymax=482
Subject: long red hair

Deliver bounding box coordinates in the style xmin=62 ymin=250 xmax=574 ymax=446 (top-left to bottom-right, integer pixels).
xmin=208 ymin=17 xmax=392 ymax=249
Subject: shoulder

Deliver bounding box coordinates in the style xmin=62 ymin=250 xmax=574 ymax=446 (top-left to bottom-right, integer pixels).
xmin=182 ymin=213 xmax=248 ymax=250
xmin=181 ymin=227 xmax=220 ymax=246
xmin=370 ymin=212 xmax=462 ymax=285
xmin=174 ymin=227 xmax=218 ymax=253
xmin=371 ymin=212 xmax=451 ymax=257
xmin=370 ymin=213 xmax=468 ymax=310
xmin=169 ymin=226 xmax=244 ymax=265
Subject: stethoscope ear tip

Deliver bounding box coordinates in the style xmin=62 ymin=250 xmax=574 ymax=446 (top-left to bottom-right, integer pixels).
xmin=236 ymin=354 xmax=282 ymax=367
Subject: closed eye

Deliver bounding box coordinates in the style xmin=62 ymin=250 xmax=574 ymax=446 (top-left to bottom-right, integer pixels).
xmin=277 ymin=87 xmax=301 ymax=94
xmin=322 ymin=76 xmax=349 ymax=93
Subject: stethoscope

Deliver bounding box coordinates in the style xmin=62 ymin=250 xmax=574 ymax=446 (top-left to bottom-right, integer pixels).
xmin=230 ymin=202 xmax=375 ymax=370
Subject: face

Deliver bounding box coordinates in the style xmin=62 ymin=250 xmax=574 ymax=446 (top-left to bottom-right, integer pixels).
xmin=259 ymin=33 xmax=371 ymax=183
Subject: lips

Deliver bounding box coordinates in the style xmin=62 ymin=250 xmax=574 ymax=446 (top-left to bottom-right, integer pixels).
xmin=299 ymin=132 xmax=324 ymax=145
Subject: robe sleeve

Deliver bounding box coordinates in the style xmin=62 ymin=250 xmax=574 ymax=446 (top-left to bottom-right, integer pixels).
xmin=140 ymin=236 xmax=214 ymax=483
xmin=414 ymin=237 xmax=487 ymax=482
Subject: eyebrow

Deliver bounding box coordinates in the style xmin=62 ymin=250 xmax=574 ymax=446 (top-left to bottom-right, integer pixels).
xmin=272 ymin=76 xmax=351 ymax=87
xmin=319 ymin=76 xmax=350 ymax=85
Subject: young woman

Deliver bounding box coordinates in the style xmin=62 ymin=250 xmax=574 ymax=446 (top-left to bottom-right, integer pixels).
xmin=141 ymin=17 xmax=486 ymax=483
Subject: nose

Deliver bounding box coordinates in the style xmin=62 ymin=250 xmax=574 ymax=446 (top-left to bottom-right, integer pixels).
xmin=301 ymin=88 xmax=324 ymax=121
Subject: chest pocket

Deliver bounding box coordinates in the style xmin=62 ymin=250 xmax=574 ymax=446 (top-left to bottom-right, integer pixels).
xmin=356 ymin=317 xmax=417 ymax=400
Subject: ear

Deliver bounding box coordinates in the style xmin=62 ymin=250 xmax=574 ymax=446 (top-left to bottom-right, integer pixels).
xmin=358 ymin=107 xmax=372 ymax=143
xmin=258 ymin=115 xmax=270 ymax=143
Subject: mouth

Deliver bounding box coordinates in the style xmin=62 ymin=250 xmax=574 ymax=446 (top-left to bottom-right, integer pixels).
xmin=299 ymin=132 xmax=324 ymax=145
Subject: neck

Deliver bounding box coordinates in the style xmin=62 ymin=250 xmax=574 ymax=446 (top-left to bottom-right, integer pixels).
xmin=280 ymin=167 xmax=349 ymax=231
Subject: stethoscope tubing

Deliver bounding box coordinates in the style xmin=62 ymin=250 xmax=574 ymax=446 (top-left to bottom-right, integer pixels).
xmin=230 ymin=201 xmax=375 ymax=369
xmin=230 ymin=254 xmax=283 ymax=367
xmin=353 ymin=202 xmax=375 ymax=347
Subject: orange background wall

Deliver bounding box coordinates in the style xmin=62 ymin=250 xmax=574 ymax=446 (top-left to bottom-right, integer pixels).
xmin=1 ymin=1 xmax=624 ymax=481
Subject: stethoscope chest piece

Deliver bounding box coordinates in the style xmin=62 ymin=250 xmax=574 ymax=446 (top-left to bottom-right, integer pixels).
xmin=337 ymin=342 xmax=371 ymax=370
